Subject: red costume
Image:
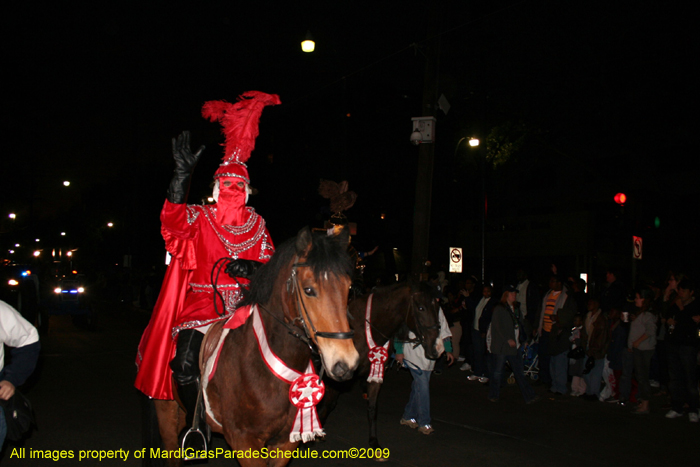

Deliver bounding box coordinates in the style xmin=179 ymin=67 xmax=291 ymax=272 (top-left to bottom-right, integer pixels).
xmin=135 ymin=91 xmax=280 ymax=399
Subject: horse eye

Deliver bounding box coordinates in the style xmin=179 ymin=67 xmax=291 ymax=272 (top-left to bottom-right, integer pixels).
xmin=303 ymin=287 xmax=317 ymax=297
xmin=418 ymin=306 xmax=425 ymax=312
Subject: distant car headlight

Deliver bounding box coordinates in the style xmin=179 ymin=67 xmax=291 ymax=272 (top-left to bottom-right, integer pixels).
xmin=77 ymin=287 xmax=85 ymax=293
xmin=54 ymin=287 xmax=62 ymax=294
xmin=8 ymin=279 xmax=19 ymax=286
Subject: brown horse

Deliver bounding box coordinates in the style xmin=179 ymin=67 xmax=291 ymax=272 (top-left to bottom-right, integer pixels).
xmin=151 ymin=227 xmax=360 ymax=466
xmin=318 ymin=281 xmax=442 ymax=458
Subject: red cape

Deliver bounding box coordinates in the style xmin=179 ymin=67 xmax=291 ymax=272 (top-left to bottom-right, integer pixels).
xmin=134 ymin=256 xmax=190 ymax=400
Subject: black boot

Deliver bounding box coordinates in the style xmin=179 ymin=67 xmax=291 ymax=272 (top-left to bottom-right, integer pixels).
xmin=170 ymin=330 xmax=208 ymax=458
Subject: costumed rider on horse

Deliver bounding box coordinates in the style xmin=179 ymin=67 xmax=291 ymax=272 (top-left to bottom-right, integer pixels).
xmin=134 ymin=91 xmax=281 ymax=456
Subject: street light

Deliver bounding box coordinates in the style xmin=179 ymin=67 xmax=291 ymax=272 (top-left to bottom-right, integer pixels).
xmin=461 ymin=136 xmax=485 ymax=283
xmin=9 ymin=213 xmax=16 ymax=219
xmin=301 ymin=31 xmax=315 ymax=53
xmin=63 ymin=181 xmax=70 ymax=187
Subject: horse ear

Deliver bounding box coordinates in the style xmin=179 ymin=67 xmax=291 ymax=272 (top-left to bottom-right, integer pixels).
xmin=295 ymin=226 xmax=313 ymax=255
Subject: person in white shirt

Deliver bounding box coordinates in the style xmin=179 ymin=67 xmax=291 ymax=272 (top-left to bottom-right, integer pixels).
xmin=1 ymin=300 xmax=40 ymax=446
xmin=468 ymin=285 xmax=494 ymax=383
xmin=396 ymin=308 xmax=454 ymax=435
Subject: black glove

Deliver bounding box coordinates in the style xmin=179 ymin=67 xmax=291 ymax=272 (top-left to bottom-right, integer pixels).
xmin=225 ymin=259 xmax=263 ymax=280
xmin=166 ymin=131 xmax=205 ymax=204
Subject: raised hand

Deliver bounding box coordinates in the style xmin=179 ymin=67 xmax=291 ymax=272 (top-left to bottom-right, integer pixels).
xmin=172 ymin=131 xmax=205 ymax=175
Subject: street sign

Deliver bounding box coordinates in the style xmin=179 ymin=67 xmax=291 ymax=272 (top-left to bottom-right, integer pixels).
xmin=632 ymin=236 xmax=643 ymax=260
xmin=449 ymin=247 xmax=462 ymax=273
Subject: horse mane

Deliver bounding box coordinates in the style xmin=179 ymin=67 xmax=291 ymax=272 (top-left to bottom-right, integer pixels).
xmin=241 ymin=230 xmax=354 ymax=307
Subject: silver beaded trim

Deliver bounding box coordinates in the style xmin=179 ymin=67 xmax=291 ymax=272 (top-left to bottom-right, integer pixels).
xmin=260 ymin=233 xmax=273 ymax=260
xmin=213 ymin=173 xmax=250 ymax=183
xmin=200 ymin=207 xmax=268 ymax=258
xmin=186 ymin=206 xmax=200 ymax=225
xmin=189 ymin=283 xmax=241 ymax=290
xmin=172 ymin=288 xmax=245 ymax=338
xmin=221 ymin=148 xmax=243 ymax=164
xmin=221 ymin=208 xmax=258 ymax=235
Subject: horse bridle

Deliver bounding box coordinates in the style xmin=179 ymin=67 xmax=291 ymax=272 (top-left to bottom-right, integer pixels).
xmin=405 ymin=290 xmax=440 ymax=349
xmin=363 ymin=287 xmax=440 ymax=350
xmin=287 ymin=260 xmax=355 ymax=343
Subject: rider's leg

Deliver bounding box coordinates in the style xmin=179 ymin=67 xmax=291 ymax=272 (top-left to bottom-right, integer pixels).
xmin=170 ymin=328 xmax=205 ymax=429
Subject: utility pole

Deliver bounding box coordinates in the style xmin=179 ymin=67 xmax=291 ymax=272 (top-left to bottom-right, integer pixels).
xmin=410 ymin=10 xmax=439 ymax=281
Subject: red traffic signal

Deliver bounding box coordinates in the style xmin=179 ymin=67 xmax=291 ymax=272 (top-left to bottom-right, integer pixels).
xmin=614 ymin=193 xmax=627 ymax=206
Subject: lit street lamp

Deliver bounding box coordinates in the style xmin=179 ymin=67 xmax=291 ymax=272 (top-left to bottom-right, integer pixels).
xmin=473 ymin=137 xmax=486 ymax=284
xmin=301 ymin=31 xmax=315 ymax=53
xmin=458 ymin=136 xmax=486 ymax=284
xmin=63 ymin=181 xmax=70 ymax=187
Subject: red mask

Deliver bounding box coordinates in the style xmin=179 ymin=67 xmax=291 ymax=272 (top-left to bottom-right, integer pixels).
xmin=215 ymin=177 xmax=247 ymax=225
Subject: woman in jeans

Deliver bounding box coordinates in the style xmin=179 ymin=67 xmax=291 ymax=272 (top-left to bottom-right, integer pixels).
xmin=629 ymin=288 xmax=658 ymax=414
xmin=488 ymin=286 xmax=538 ymax=404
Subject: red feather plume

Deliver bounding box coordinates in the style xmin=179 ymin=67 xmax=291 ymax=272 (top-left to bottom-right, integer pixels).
xmin=202 ymin=91 xmax=281 ymax=163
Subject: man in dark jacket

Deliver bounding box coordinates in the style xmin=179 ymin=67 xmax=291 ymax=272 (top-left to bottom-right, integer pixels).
xmin=601 ymin=268 xmax=626 ymax=315
xmin=536 ymin=275 xmax=577 ymax=394
xmin=581 ymin=298 xmax=611 ymax=400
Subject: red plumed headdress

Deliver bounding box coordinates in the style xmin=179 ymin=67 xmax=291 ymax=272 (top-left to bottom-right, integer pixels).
xmin=202 ymin=91 xmax=281 ymax=182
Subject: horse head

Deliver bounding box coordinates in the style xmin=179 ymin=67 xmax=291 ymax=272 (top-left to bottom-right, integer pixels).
xmin=287 ymin=226 xmax=359 ymax=381
xmin=405 ymin=281 xmax=442 ymax=360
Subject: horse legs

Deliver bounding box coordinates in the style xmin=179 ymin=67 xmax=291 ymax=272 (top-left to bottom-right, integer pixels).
xmin=317 ymin=384 xmax=340 ymax=424
xmin=224 ymin=434 xmax=269 ymax=467
xmin=366 ymin=381 xmax=388 ymax=461
xmin=266 ymin=439 xmax=301 ymax=467
xmin=154 ymin=399 xmax=186 ymax=467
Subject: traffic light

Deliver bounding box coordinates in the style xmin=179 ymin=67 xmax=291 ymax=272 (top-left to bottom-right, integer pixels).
xmin=614 ymin=193 xmax=627 ymax=206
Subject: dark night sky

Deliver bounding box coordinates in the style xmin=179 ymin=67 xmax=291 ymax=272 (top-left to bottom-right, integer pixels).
xmin=2 ymin=1 xmax=698 ymax=280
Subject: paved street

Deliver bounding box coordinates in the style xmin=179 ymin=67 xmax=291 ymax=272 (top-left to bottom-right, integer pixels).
xmin=1 ymin=303 xmax=696 ymax=466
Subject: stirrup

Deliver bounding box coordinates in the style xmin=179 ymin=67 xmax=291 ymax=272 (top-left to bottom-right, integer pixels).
xmin=181 ymin=427 xmax=208 ymax=460
xmin=181 ymin=383 xmax=209 ymax=460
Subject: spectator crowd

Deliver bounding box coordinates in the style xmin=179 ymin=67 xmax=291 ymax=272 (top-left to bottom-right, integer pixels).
xmin=430 ymin=267 xmax=700 ymax=424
